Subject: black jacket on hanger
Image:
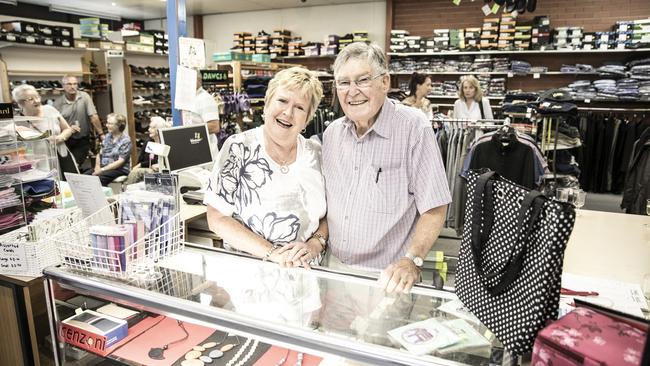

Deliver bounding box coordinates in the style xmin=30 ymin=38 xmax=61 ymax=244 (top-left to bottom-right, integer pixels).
xmin=622 ymin=127 xmax=650 ymax=214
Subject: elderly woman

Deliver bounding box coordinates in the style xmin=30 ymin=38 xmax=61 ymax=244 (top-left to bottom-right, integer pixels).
xmin=85 ymin=113 xmax=132 ymax=186
xmin=453 ymin=75 xmax=493 ymax=120
xmin=12 ymin=84 xmax=81 ymax=176
xmin=204 ymin=67 xmax=327 ymax=268
xmin=124 ymin=116 xmax=171 ymax=185
xmin=402 ymin=72 xmax=435 ymax=120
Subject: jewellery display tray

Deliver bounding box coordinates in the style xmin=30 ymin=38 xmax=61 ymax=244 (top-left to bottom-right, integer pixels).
xmin=43 ymin=245 xmax=509 ymax=366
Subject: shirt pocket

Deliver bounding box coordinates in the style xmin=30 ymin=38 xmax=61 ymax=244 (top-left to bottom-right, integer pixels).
xmin=368 ymin=165 xmax=403 ymax=214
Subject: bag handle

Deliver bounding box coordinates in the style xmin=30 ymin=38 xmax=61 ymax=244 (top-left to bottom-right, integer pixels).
xmin=470 ymin=171 xmax=545 ymax=295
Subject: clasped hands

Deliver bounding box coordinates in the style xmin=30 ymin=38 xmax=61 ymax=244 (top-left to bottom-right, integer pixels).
xmin=269 ymin=240 xmax=321 ymax=269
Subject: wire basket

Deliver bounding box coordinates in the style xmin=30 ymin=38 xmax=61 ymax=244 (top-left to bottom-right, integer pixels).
xmin=0 ymin=208 xmax=83 ymax=277
xmin=53 ymin=200 xmax=184 ymax=279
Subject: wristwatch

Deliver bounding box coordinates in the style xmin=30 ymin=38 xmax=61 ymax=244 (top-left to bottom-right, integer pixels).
xmin=310 ymin=232 xmax=328 ymax=253
xmin=404 ymin=252 xmax=424 ymax=268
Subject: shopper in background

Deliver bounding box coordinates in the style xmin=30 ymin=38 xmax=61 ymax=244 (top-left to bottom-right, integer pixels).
xmin=124 ymin=116 xmax=171 ymax=185
xmin=401 ymin=72 xmax=435 ymax=120
xmin=85 ymin=113 xmax=131 ymax=186
xmin=53 ymin=75 xmax=103 ymax=169
xmin=453 ymin=75 xmax=493 ymax=120
xmin=184 ymin=72 xmax=221 ymax=159
xmin=204 ymin=67 xmax=327 ymax=268
xmin=12 ymin=84 xmax=81 ymax=176
xmin=323 ymin=42 xmax=451 ymax=293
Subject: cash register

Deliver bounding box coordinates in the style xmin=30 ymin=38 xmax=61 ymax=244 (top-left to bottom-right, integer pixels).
xmin=158 ymin=123 xmax=215 ymax=204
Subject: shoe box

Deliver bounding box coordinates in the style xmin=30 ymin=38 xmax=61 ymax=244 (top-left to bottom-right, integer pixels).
xmin=1 ymin=20 xmax=73 ymax=47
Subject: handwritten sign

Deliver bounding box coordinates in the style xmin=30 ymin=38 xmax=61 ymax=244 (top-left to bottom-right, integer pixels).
xmin=0 ymin=242 xmax=27 ymax=272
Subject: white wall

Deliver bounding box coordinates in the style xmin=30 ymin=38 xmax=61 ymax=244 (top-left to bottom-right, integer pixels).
xmin=202 ymin=2 xmax=387 ymax=56
xmin=143 ymin=17 xmax=195 ymax=38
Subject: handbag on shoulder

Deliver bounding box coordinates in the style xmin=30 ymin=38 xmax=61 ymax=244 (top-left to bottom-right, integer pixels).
xmin=456 ymin=169 xmax=576 ymax=356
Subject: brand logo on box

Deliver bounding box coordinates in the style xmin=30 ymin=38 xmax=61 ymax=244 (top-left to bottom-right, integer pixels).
xmin=190 ymin=132 xmax=203 ymax=144
xmin=59 ymin=323 xmax=107 ymax=353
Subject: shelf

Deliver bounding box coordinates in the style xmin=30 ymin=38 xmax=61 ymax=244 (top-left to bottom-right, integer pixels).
xmin=0 ymin=42 xmax=88 ymax=53
xmin=277 ymin=54 xmax=337 ymax=60
xmin=7 ymin=70 xmax=91 ymax=77
xmin=391 ymin=71 xmax=508 ymax=75
xmin=427 ymin=95 xmax=504 ymax=100
xmin=125 ymin=50 xmax=168 ymax=57
xmin=388 ymin=48 xmax=650 ymax=57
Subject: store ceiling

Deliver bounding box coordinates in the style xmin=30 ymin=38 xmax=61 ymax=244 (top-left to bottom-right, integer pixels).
xmin=19 ymin=0 xmax=382 ymax=20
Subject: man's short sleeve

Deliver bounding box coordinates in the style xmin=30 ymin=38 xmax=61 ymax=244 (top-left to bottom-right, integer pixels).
xmin=203 ymin=136 xmax=239 ymax=216
xmin=199 ymin=94 xmax=220 ymax=123
xmin=82 ymin=92 xmax=98 ymax=117
xmin=409 ymin=124 xmax=452 ymax=213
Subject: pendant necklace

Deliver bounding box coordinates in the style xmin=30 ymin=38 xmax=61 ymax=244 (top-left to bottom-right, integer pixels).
xmin=148 ymin=320 xmax=189 ymax=360
xmin=265 ymin=132 xmax=295 ymax=174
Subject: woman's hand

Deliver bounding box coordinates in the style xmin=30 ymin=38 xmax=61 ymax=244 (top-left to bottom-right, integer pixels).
xmin=70 ymin=125 xmax=81 ymax=134
xmin=274 ymin=241 xmax=320 ymax=269
xmin=92 ymin=166 xmax=102 ymax=175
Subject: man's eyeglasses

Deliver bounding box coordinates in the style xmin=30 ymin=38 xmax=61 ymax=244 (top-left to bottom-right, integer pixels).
xmin=335 ymin=74 xmax=384 ymax=90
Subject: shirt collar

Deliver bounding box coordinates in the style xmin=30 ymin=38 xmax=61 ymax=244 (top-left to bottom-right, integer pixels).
xmin=342 ymin=97 xmax=393 ymax=139
xmin=64 ymin=93 xmax=82 ymax=104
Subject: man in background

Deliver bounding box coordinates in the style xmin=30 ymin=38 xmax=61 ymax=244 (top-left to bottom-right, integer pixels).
xmin=54 ymin=75 xmax=103 ymax=169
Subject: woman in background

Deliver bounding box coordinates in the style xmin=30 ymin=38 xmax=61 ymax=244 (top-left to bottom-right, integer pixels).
xmin=402 ymin=72 xmax=435 ymax=120
xmin=12 ymin=84 xmax=80 ymax=177
xmin=86 ymin=113 xmax=131 ymax=186
xmin=125 ymin=116 xmax=171 ymax=185
xmin=453 ymin=75 xmax=493 ymax=120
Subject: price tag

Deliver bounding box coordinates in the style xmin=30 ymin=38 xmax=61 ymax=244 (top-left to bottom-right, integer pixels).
xmin=491 ymin=4 xmax=500 ymax=14
xmin=452 ymin=0 xmax=461 ymax=5
xmin=507 ymin=72 xmax=514 ymax=78
xmin=584 ymin=99 xmax=591 ymax=103
xmin=511 ymin=10 xmax=518 ymax=17
xmin=533 ymin=73 xmax=540 ymax=79
xmin=0 ymin=242 xmax=27 ymax=272
xmin=481 ymin=4 xmax=492 ymax=16
xmin=106 ymin=49 xmax=124 ymax=58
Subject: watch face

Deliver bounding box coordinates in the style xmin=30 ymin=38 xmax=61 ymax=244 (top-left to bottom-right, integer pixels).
xmin=414 ymin=257 xmax=424 ymax=267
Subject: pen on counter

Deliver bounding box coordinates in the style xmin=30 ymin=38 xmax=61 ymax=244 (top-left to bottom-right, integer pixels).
xmin=375 ymin=168 xmax=382 ymax=183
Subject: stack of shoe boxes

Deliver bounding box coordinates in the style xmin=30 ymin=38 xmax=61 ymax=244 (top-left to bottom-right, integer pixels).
xmin=594 ymin=31 xmax=615 ymax=50
xmin=322 ymin=34 xmax=340 ymax=55
xmin=630 ymin=19 xmax=650 ymax=48
xmin=404 ymin=36 xmax=423 ymax=53
xmin=288 ymin=37 xmax=304 ymax=56
xmin=464 ymin=27 xmax=481 ymax=50
xmin=152 ymin=31 xmax=168 ymax=55
xmin=270 ymin=29 xmax=290 ymax=58
xmin=124 ymin=32 xmax=154 ymax=53
xmin=498 ymin=13 xmax=516 ymax=51
xmin=255 ymin=31 xmax=270 ymax=54
xmin=481 ymin=18 xmax=499 ymax=50
xmin=338 ymin=33 xmax=354 ymax=49
xmin=554 ymin=27 xmax=583 ymax=50
xmin=79 ymin=18 xmax=101 ymax=38
xmin=582 ymin=32 xmax=597 ymax=50
xmin=0 ymin=20 xmax=73 ymax=47
xmin=303 ymin=42 xmax=322 ymax=56
xmin=433 ymin=29 xmax=450 ymax=51
xmin=243 ymin=33 xmax=255 ymax=54
xmin=531 ymin=16 xmax=552 ymax=50
xmin=514 ymin=25 xmax=532 ymax=50
xmin=232 ymin=32 xmax=249 ymax=53
xmin=390 ymin=30 xmax=409 ymax=53
xmin=353 ymin=31 xmax=369 ymax=43
xmin=450 ymin=29 xmax=464 ymax=50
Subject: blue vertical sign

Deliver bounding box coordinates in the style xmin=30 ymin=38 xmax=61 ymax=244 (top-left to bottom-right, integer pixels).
xmin=167 ymin=0 xmax=187 ymax=126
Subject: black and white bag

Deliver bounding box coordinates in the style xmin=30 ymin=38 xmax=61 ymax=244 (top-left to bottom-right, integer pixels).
xmin=456 ymin=170 xmax=576 ymax=356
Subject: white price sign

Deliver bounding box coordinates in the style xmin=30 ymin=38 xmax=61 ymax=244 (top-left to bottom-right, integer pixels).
xmin=179 ymin=37 xmax=206 ymax=68
xmin=0 ymin=242 xmax=27 ymax=273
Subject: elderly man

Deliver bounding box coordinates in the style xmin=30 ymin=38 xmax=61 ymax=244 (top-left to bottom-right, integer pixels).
xmin=322 ymin=42 xmax=451 ymax=294
xmin=54 ymin=75 xmax=103 ymax=169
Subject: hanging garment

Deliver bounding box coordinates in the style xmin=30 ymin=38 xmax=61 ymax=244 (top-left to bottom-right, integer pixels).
xmin=621 ymin=127 xmax=650 ymax=214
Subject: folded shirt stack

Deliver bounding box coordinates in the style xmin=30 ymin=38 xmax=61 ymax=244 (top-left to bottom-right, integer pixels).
xmin=630 ymin=65 xmax=650 ymax=80
xmin=639 ymin=81 xmax=650 ymax=101
xmin=488 ymin=78 xmax=506 ymax=96
xmin=597 ymin=64 xmax=627 ymax=77
xmin=616 ymin=78 xmax=640 ymax=101
xmin=431 ymin=81 xmax=444 ymax=96
xmin=443 ymin=81 xmax=458 ymax=96
xmin=493 ymin=58 xmax=510 ymax=72
xmin=511 ymin=60 xmax=532 ymax=74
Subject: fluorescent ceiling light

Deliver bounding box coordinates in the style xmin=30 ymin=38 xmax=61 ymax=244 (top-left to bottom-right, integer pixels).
xmin=0 ymin=0 xmax=18 ymax=5
xmin=49 ymin=5 xmax=121 ymax=21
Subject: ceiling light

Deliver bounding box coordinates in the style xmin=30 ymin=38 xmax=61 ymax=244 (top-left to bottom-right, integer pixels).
xmin=0 ymin=0 xmax=17 ymax=5
xmin=111 ymin=2 xmax=116 ymax=6
xmin=49 ymin=5 xmax=121 ymax=21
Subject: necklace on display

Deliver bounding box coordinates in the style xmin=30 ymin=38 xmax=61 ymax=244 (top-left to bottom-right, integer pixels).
xmin=274 ymin=350 xmax=304 ymax=366
xmin=148 ymin=320 xmax=189 ymax=360
xmin=224 ymin=338 xmax=259 ymax=366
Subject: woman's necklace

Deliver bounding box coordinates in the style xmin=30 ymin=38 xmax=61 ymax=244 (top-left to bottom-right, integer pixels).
xmin=265 ymin=134 xmax=296 ymax=174
xmin=148 ymin=320 xmax=189 ymax=360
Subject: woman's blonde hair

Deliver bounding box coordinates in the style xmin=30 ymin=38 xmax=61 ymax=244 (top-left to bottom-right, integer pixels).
xmin=11 ymin=84 xmax=38 ymax=103
xmin=458 ymin=75 xmax=483 ymax=102
xmin=264 ymin=67 xmax=323 ymax=124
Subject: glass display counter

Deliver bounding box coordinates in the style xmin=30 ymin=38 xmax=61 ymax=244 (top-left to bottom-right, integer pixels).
xmin=43 ymin=245 xmax=511 ymax=366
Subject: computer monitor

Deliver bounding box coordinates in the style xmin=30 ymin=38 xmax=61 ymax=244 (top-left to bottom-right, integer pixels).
xmin=158 ymin=124 xmax=214 ymax=172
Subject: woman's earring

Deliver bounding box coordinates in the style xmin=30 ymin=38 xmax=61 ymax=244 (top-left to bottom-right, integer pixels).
xmin=301 ymin=128 xmax=306 ymax=134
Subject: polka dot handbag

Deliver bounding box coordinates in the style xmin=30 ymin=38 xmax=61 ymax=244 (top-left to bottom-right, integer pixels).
xmin=456 ymin=169 xmax=576 ymax=356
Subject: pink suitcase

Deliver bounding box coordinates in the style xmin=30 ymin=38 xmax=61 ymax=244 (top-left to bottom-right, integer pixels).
xmin=532 ymin=302 xmax=649 ymax=366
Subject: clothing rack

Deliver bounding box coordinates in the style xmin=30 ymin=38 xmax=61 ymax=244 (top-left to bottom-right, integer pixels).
xmin=577 ymin=107 xmax=650 ymax=112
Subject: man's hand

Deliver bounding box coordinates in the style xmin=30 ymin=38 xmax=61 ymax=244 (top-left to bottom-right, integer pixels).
xmin=92 ymin=167 xmax=102 ymax=176
xmin=378 ymin=258 xmax=421 ymax=294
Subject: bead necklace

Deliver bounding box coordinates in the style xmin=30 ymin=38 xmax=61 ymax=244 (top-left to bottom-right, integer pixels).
xmin=224 ymin=338 xmax=259 ymax=366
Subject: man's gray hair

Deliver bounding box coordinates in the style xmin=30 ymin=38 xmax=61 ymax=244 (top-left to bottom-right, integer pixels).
xmin=61 ymin=74 xmax=77 ymax=83
xmin=333 ymin=42 xmax=388 ymax=78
